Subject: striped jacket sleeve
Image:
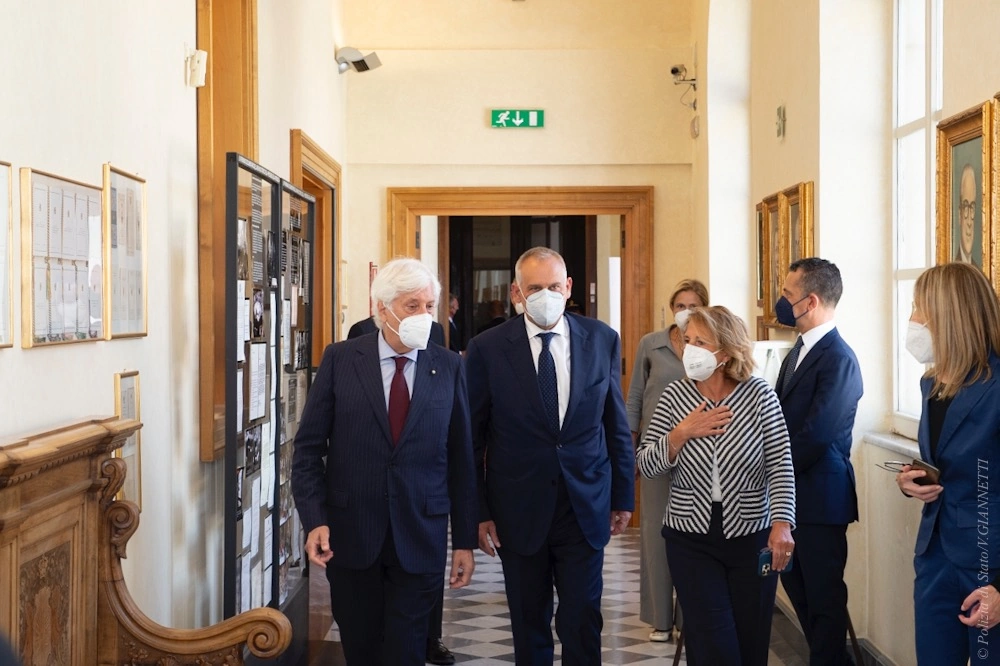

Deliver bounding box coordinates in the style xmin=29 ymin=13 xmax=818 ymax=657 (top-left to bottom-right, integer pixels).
xmin=636 ymin=380 xmax=683 ymax=479
xmin=759 ymin=383 xmax=796 ymax=528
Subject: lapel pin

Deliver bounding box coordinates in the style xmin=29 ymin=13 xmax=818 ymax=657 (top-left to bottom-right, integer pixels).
xmin=431 ymin=369 xmax=437 ymax=375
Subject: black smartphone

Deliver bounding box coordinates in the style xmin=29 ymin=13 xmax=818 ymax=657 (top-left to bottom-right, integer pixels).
xmin=911 ymin=459 xmax=941 ymax=486
xmin=758 ymin=548 xmax=793 ymax=577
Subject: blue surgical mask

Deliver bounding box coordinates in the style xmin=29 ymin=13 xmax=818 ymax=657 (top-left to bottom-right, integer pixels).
xmin=774 ymin=295 xmax=809 ymax=327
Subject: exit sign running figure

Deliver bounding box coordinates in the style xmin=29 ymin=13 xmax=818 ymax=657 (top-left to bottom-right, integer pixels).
xmin=490 ymin=109 xmax=545 ymax=128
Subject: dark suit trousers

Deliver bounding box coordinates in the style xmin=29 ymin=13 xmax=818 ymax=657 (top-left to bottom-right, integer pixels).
xmin=664 ymin=504 xmax=776 ymax=666
xmin=327 ymin=527 xmax=441 ymax=666
xmin=914 ymin=528 xmax=1000 ymax=665
xmin=427 ymin=584 xmax=444 ymax=640
xmin=780 ymin=524 xmax=849 ymax=666
xmin=498 ymin=477 xmax=604 ymax=666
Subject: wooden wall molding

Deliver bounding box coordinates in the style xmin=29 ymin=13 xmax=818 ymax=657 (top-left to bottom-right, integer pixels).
xmin=386 ymin=186 xmax=654 ymax=382
xmin=290 ymin=130 xmax=342 ymax=352
xmin=197 ymin=0 xmax=259 ymax=461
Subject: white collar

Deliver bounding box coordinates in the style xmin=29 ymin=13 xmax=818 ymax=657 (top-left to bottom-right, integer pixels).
xmin=523 ymin=313 xmax=570 ymax=340
xmin=800 ymin=320 xmax=836 ymax=350
xmin=378 ymin=330 xmax=420 ymax=362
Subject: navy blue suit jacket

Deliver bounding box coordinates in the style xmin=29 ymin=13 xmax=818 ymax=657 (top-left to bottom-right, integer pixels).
xmin=915 ymin=353 xmax=1000 ymax=570
xmin=291 ymin=334 xmax=477 ymax=574
xmin=777 ymin=328 xmax=863 ymax=525
xmin=465 ymin=313 xmax=635 ymax=556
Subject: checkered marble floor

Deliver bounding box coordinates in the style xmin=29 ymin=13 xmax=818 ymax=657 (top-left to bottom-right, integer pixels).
xmin=314 ymin=527 xmax=808 ymax=665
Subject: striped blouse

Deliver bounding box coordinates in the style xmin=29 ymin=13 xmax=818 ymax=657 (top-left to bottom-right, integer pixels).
xmin=636 ymin=375 xmax=796 ymax=539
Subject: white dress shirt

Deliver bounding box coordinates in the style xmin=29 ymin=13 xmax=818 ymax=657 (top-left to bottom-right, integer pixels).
xmin=523 ymin=314 xmax=571 ymax=428
xmin=794 ymin=320 xmax=836 ymax=371
xmin=378 ymin=331 xmax=418 ymax=407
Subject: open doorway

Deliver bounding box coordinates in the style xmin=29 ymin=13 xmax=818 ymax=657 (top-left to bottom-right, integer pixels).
xmin=445 ymin=215 xmax=599 ymax=350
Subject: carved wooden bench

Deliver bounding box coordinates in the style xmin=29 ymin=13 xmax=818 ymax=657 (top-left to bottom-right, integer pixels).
xmin=0 ymin=417 xmax=291 ymax=665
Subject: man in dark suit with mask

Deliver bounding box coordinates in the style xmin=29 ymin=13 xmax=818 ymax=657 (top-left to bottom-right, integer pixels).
xmin=466 ymin=247 xmax=634 ymax=665
xmin=774 ymin=257 xmax=863 ymax=666
xmin=293 ymin=258 xmax=476 ymax=666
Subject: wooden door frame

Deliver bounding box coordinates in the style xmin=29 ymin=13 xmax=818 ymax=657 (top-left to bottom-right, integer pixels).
xmin=290 ymin=130 xmax=341 ymax=352
xmin=387 ymin=185 xmax=652 ymax=410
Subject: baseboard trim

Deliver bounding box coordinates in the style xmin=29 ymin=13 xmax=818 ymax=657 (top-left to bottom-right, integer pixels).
xmin=774 ymin=598 xmax=902 ymax=666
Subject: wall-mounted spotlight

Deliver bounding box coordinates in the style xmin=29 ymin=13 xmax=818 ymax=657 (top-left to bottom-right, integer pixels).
xmin=671 ymin=64 xmax=697 ymax=110
xmin=336 ymin=47 xmax=382 ymax=74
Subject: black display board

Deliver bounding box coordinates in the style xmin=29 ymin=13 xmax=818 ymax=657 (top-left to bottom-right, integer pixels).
xmin=224 ymin=154 xmax=315 ymax=663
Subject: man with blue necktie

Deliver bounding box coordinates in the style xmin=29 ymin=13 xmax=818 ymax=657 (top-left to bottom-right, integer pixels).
xmin=774 ymin=257 xmax=863 ymax=666
xmin=465 ymin=247 xmax=635 ymax=665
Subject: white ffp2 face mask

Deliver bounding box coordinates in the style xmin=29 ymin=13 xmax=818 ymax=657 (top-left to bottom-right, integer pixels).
xmin=674 ymin=308 xmax=692 ymax=330
xmin=683 ymin=345 xmax=722 ymax=382
xmin=386 ymin=310 xmax=434 ymax=350
xmin=514 ymin=301 xmax=525 ymax=315
xmin=905 ymin=321 xmax=934 ymax=365
xmin=522 ymin=288 xmax=566 ymax=328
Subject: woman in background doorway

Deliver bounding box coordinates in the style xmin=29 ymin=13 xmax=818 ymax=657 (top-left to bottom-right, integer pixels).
xmin=626 ymin=279 xmax=708 ymax=642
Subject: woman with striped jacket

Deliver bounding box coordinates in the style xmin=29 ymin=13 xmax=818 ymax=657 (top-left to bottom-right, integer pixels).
xmin=636 ymin=305 xmax=796 ymax=666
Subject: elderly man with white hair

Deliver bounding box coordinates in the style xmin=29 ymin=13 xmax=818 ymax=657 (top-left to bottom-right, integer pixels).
xmin=292 ymin=257 xmax=477 ymax=666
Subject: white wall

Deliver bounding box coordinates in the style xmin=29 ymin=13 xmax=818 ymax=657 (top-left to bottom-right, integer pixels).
xmin=0 ymin=0 xmax=347 ymax=630
xmin=340 ymin=1 xmax=698 ymax=328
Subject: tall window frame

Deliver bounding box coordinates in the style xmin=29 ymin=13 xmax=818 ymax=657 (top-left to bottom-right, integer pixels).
xmin=891 ymin=0 xmax=942 ymax=439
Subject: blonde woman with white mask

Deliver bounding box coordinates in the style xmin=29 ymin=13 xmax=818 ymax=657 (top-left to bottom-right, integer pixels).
xmin=636 ymin=306 xmax=795 ymax=666
xmin=626 ymin=279 xmax=708 ymax=642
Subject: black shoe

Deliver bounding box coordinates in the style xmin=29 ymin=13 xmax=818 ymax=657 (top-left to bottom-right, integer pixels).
xmin=426 ymin=638 xmax=456 ymax=665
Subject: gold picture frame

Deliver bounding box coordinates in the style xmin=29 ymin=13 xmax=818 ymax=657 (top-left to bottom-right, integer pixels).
xmin=0 ymin=162 xmax=12 ymax=348
xmin=103 ymin=164 xmax=148 ymax=337
xmin=114 ymin=370 xmax=142 ymax=510
xmin=761 ymin=181 xmax=816 ymax=326
xmin=936 ymin=100 xmax=993 ymax=286
xmin=761 ymin=193 xmax=782 ymax=324
xmin=20 ymin=168 xmax=105 ymax=347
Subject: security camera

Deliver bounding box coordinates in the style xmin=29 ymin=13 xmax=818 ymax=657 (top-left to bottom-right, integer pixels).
xmin=336 ymin=46 xmax=382 ymax=74
xmin=671 ymin=65 xmax=687 ymax=79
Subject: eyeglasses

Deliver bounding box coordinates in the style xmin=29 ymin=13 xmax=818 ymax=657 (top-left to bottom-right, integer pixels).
xmin=960 ymin=199 xmax=976 ymax=217
xmin=875 ymin=461 xmax=912 ymax=474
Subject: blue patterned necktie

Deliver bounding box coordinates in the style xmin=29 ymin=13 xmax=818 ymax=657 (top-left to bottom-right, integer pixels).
xmin=780 ymin=336 xmax=804 ymax=395
xmin=537 ymin=332 xmax=560 ymax=432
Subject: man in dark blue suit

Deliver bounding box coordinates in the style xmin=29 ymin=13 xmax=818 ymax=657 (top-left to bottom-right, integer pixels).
xmin=292 ymin=258 xmax=477 ymax=666
xmin=774 ymin=258 xmax=863 ymax=666
xmin=346 ymin=313 xmax=455 ymax=664
xmin=466 ymin=247 xmax=635 ymax=665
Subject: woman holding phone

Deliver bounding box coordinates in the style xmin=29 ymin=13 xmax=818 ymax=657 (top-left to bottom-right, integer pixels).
xmin=897 ymin=262 xmax=1000 ymax=665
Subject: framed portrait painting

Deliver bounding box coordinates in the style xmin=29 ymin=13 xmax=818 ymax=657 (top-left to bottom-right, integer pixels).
xmin=936 ymin=100 xmax=993 ymax=285
xmin=761 ymin=194 xmax=783 ymax=324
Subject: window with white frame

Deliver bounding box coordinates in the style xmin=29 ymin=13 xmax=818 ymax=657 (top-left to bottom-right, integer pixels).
xmin=892 ymin=0 xmax=942 ymax=438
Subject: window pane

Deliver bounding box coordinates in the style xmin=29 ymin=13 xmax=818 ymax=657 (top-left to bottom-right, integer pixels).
xmin=931 ymin=0 xmax=942 ymax=112
xmin=897 ymin=0 xmax=926 ymax=126
xmin=896 ymin=130 xmax=927 ymax=268
xmin=896 ymin=279 xmax=924 ymax=417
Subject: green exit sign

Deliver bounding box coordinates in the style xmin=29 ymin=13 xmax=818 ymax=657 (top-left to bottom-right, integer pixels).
xmin=490 ymin=109 xmax=545 ymax=128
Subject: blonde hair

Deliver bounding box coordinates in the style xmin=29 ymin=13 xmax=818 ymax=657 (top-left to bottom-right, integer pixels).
xmin=686 ymin=306 xmax=756 ymax=382
xmin=914 ymin=262 xmax=1000 ymax=398
xmin=669 ymin=279 xmax=709 ymax=309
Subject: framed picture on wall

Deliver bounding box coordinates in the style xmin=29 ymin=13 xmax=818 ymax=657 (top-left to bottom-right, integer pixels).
xmin=104 ymin=165 xmax=148 ymax=337
xmin=755 ymin=204 xmax=765 ymax=307
xmin=779 ymin=181 xmax=815 ymax=268
xmin=0 ymin=161 xmax=11 ymax=348
xmin=114 ymin=370 xmax=142 ymax=510
xmin=19 ymin=168 xmax=105 ymax=347
xmin=936 ymin=100 xmax=993 ymax=286
xmin=761 ymin=193 xmax=783 ymax=324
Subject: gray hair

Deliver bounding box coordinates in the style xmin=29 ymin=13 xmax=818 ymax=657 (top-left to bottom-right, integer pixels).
xmin=514 ymin=247 xmax=566 ymax=285
xmin=370 ymin=258 xmax=441 ymax=328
